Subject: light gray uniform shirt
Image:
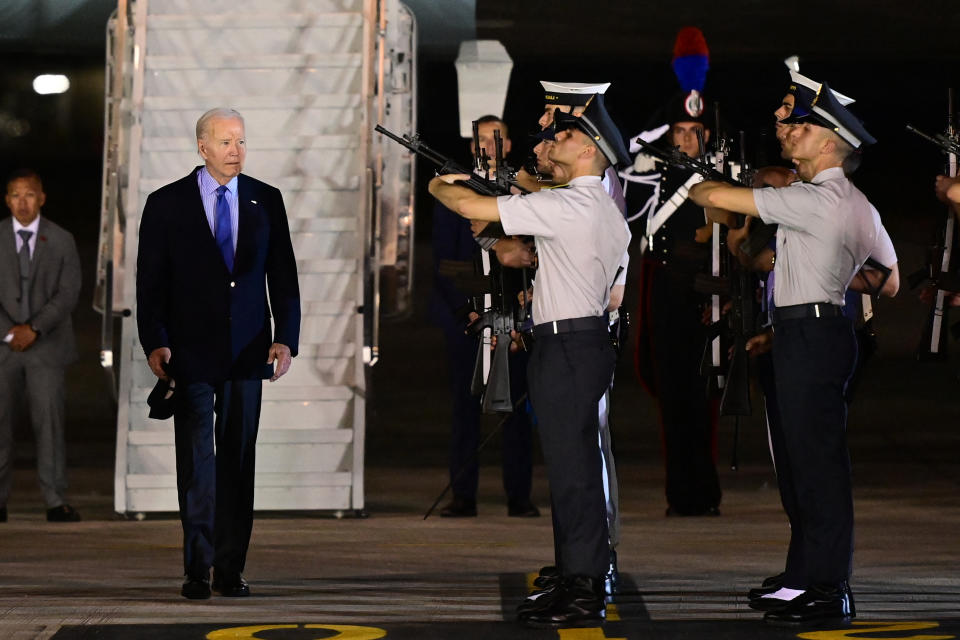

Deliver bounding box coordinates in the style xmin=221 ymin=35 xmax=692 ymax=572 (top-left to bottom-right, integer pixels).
xmin=497 ymin=175 xmax=631 ymax=324
xmin=754 ymin=166 xmax=890 ymax=307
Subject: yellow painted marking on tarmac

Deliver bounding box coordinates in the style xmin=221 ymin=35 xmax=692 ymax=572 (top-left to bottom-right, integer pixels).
xmin=207 ymin=624 xmax=387 ymax=639
xmin=304 ymin=624 xmax=387 ymax=639
xmin=605 ymin=602 xmax=621 ymax=621
xmin=527 ymin=571 xmax=538 ymax=591
xmin=558 ymin=628 xmax=626 ymax=640
xmin=797 ymin=620 xmax=954 ymax=640
xmin=207 ymin=625 xmax=297 ymax=639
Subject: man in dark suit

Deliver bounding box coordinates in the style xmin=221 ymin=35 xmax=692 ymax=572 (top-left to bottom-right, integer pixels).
xmin=136 ymin=108 xmax=300 ymax=600
xmin=0 ymin=169 xmax=82 ymax=524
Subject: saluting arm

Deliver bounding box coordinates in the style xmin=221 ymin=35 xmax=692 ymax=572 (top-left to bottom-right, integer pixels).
xmin=428 ymin=174 xmax=502 ymax=222
xmin=690 ymin=181 xmax=760 ymax=218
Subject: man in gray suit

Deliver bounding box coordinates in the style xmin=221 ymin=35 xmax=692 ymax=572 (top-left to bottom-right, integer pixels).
xmin=0 ymin=169 xmax=82 ymax=523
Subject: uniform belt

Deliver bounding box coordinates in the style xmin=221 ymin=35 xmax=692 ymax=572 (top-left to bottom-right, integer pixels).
xmin=772 ymin=302 xmax=844 ymax=323
xmin=532 ymin=315 xmax=607 ymax=338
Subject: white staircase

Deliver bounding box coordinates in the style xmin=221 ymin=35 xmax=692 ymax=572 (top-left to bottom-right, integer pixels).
xmin=97 ymin=0 xmax=415 ymax=514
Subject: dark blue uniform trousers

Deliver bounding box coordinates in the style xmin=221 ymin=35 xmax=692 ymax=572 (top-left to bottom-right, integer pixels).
xmin=756 ymin=351 xmax=805 ymax=582
xmin=528 ymin=326 xmax=614 ymax=579
xmin=442 ymin=326 xmax=533 ymax=504
xmin=174 ymin=379 xmax=262 ymax=579
xmin=772 ymin=316 xmax=857 ymax=588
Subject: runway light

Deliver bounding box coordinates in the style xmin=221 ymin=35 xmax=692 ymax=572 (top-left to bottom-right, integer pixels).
xmin=32 ymin=74 xmax=70 ymax=95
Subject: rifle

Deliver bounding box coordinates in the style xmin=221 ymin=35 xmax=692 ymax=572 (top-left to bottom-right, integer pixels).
xmin=694 ymin=131 xmax=761 ymax=470
xmin=377 ymin=122 xmax=533 ymax=412
xmin=374 ymin=124 xmax=529 ymax=199
xmin=906 ymin=90 xmax=959 ymax=358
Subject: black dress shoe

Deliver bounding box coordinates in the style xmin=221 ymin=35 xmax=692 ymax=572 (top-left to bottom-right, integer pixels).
xmin=507 ymin=499 xmax=541 ymax=517
xmin=213 ymin=572 xmax=250 ymax=597
xmin=748 ymin=571 xmax=785 ymax=601
xmin=181 ymin=575 xmax=212 ymax=600
xmin=46 ymin=504 xmax=81 ymax=522
xmin=521 ymin=575 xmax=605 ymax=628
xmin=764 ymin=582 xmax=855 ymax=627
xmin=749 ymin=595 xmax=796 ymax=611
xmin=440 ymin=496 xmax=477 ymax=517
xmin=517 ymin=567 xmax=563 ymax=616
xmin=533 ymin=565 xmax=561 ymax=588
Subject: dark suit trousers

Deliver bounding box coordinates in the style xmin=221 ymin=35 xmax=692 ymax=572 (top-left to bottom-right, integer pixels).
xmin=442 ymin=325 xmax=533 ymax=503
xmin=756 ymin=351 xmax=805 ymax=586
xmin=0 ymin=353 xmax=67 ymax=508
xmin=772 ymin=316 xmax=857 ymax=587
xmin=174 ymin=379 xmax=262 ymax=578
xmin=528 ymin=327 xmax=613 ymax=579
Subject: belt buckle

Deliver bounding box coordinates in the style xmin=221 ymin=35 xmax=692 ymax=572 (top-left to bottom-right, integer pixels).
xmin=552 ymin=320 xmax=558 ymax=335
xmin=813 ymin=304 xmax=821 ymax=318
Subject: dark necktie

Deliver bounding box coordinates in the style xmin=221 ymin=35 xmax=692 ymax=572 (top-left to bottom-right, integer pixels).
xmin=215 ymin=185 xmax=234 ymax=272
xmin=17 ymin=229 xmax=33 ymax=323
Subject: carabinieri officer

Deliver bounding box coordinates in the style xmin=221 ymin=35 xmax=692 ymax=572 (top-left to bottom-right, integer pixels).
xmin=429 ymin=96 xmax=631 ymax=629
xmin=690 ymin=83 xmax=884 ymax=627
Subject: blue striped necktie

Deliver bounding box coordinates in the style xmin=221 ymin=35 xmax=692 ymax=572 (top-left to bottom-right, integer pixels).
xmin=214 ymin=185 xmax=234 ymax=272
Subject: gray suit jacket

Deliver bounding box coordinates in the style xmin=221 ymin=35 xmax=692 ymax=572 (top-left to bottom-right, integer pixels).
xmin=0 ymin=216 xmax=81 ymax=367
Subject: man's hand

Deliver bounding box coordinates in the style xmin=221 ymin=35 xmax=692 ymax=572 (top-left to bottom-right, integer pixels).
xmin=753 ymin=166 xmax=798 ymax=188
xmin=436 ymin=173 xmax=471 ymax=185
xmin=493 ymin=237 xmax=536 ymax=268
xmin=267 ymin=343 xmax=292 ymax=382
xmin=934 ymin=176 xmax=960 ymax=204
xmin=469 ymin=219 xmax=489 ymax=237
xmin=513 ymin=168 xmax=544 ymax=193
xmin=148 ymin=347 xmax=171 ymax=380
xmin=726 ymin=222 xmax=749 ymax=257
xmin=745 ymin=329 xmax=773 ymax=356
xmin=6 ymin=324 xmax=37 ymax=352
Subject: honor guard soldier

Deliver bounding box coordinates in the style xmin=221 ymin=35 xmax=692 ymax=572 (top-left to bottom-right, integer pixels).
xmin=429 ymin=95 xmax=631 ymax=629
xmin=690 ymin=83 xmax=885 ymax=627
xmin=632 ymin=27 xmax=722 ymax=518
xmin=520 ymin=81 xmax=630 ymax=594
xmin=734 ymin=68 xmax=898 ymax=616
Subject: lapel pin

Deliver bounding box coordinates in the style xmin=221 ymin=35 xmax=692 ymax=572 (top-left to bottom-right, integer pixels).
xmin=250 ymin=200 xmax=258 ymax=205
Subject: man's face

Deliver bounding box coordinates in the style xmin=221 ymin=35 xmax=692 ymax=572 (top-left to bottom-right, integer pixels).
xmin=547 ymin=127 xmax=592 ymax=180
xmin=5 ymin=177 xmax=45 ymax=226
xmin=532 ymin=139 xmax=555 ymax=174
xmin=469 ymin=121 xmax=511 ymax=168
xmin=198 ymin=116 xmax=246 ymax=184
xmin=775 ymin=93 xmax=796 ymax=159
xmin=787 ymin=123 xmax=832 ymax=172
xmin=670 ymin=122 xmax=708 ymax=158
xmin=774 ymin=93 xmax=795 ymax=122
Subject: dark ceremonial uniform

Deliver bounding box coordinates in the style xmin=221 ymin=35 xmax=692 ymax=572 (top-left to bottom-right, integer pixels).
xmin=429 ymin=202 xmax=534 ymax=513
xmin=634 ymin=162 xmax=721 ymax=516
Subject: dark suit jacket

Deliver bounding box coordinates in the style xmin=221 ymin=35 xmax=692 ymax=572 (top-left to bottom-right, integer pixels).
xmin=428 ymin=201 xmax=479 ymax=330
xmin=0 ymin=216 xmax=81 ymax=368
xmin=136 ymin=168 xmax=300 ymax=384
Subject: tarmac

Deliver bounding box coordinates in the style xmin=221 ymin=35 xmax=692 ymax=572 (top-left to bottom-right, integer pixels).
xmin=2 ymin=233 xmax=960 ymax=639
